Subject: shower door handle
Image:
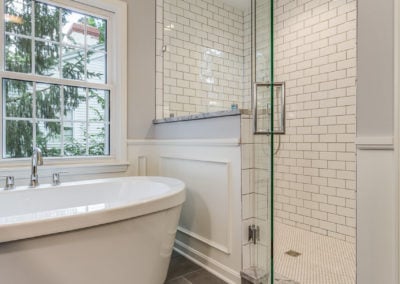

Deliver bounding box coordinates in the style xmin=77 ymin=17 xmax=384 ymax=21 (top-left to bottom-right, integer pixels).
xmin=253 ymin=82 xmax=285 ymax=135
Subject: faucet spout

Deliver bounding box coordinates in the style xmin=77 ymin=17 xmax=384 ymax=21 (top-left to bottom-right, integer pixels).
xmin=30 ymin=147 xmax=43 ymax=187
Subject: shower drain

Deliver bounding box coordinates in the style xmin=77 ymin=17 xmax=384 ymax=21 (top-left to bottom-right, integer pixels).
xmin=285 ymin=250 xmax=301 ymax=257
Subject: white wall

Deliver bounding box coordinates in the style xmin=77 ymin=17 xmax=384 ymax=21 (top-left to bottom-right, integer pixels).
xmin=123 ymin=0 xmax=156 ymax=139
xmin=357 ymin=0 xmax=394 ymax=136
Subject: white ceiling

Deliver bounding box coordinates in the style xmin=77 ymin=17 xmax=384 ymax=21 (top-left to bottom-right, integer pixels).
xmin=221 ymin=0 xmax=251 ymax=11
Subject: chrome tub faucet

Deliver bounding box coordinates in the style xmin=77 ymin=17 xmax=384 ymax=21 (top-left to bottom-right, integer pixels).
xmin=30 ymin=147 xmax=43 ymax=187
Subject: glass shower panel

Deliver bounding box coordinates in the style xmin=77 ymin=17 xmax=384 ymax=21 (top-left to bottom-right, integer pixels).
xmin=254 ymin=0 xmax=271 ymax=84
xmin=157 ymin=0 xmax=248 ymax=119
xmin=252 ymin=0 xmax=274 ymax=283
xmin=254 ymin=84 xmax=271 ymax=133
xmin=254 ymin=84 xmax=285 ymax=134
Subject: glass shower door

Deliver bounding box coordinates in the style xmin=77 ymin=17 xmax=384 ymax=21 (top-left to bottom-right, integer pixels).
xmin=252 ymin=0 xmax=274 ymax=283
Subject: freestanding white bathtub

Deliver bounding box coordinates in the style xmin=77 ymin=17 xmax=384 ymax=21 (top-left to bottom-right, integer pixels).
xmin=0 ymin=176 xmax=185 ymax=284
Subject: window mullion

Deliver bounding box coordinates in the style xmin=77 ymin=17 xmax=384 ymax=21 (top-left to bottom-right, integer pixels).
xmin=31 ymin=1 xmax=35 ymax=75
xmin=58 ymin=6 xmax=62 ymax=80
xmin=85 ymin=87 xmax=89 ymax=155
xmin=4 ymin=32 xmax=59 ymax=44
xmin=84 ymin=16 xmax=88 ymax=156
xmin=0 ymin=71 xmax=112 ymax=90
xmin=32 ymin=82 xmax=37 ymax=149
xmin=1 ymin=76 xmax=4 ymax=158
xmin=59 ymin=6 xmax=64 ymax=157
xmin=105 ymin=92 xmax=110 ymax=155
xmin=60 ymin=85 xmax=64 ymax=157
xmin=0 ymin=1 xmax=4 ymax=73
xmin=4 ymin=117 xmax=39 ymax=121
xmin=84 ymin=16 xmax=87 ymax=82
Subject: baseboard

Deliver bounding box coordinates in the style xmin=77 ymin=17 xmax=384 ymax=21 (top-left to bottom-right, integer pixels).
xmin=174 ymin=240 xmax=241 ymax=284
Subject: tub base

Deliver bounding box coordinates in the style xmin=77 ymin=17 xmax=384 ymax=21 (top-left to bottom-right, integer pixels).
xmin=0 ymin=205 xmax=182 ymax=284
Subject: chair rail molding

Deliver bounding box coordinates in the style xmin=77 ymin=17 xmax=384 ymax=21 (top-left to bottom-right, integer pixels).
xmin=355 ymin=136 xmax=394 ymax=150
xmin=127 ymin=138 xmax=240 ymax=147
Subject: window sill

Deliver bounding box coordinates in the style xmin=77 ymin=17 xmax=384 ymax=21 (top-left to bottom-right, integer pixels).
xmin=0 ymin=159 xmax=130 ymax=181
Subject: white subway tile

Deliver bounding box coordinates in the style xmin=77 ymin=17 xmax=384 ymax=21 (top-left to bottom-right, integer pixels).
xmin=328 ymin=213 xmax=346 ymax=225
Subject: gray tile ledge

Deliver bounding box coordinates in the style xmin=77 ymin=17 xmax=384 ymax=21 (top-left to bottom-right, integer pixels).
xmin=153 ymin=109 xmax=243 ymax=124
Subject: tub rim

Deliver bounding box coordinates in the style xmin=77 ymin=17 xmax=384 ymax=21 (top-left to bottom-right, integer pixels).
xmin=0 ymin=176 xmax=185 ymax=243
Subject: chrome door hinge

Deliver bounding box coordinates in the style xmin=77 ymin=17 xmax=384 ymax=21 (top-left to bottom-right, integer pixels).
xmin=248 ymin=224 xmax=260 ymax=245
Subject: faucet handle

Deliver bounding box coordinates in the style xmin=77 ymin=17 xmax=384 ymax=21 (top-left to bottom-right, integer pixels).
xmin=4 ymin=176 xmax=15 ymax=190
xmin=52 ymin=172 xmax=67 ymax=186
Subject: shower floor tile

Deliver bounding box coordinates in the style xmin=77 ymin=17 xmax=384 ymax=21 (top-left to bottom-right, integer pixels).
xmin=275 ymin=222 xmax=356 ymax=284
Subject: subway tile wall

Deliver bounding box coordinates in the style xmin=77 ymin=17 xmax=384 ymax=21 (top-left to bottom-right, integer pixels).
xmin=241 ymin=1 xmax=356 ymax=272
xmin=156 ymin=0 xmax=251 ymax=119
xmin=273 ymin=0 xmax=356 ymax=243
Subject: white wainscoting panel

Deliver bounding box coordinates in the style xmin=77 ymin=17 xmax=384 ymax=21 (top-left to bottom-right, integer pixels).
xmin=127 ymin=139 xmax=242 ymax=283
xmin=357 ymin=148 xmax=397 ymax=284
xmin=137 ymin=156 xmax=148 ymax=176
xmin=160 ymin=156 xmax=232 ymax=254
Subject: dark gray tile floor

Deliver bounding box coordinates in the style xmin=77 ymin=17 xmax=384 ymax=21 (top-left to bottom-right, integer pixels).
xmin=164 ymin=251 xmax=227 ymax=284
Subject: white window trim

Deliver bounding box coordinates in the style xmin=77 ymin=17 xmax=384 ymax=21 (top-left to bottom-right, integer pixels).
xmin=0 ymin=0 xmax=128 ymax=173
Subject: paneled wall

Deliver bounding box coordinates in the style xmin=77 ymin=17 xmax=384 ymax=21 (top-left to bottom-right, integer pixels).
xmin=127 ymin=138 xmax=242 ymax=284
xmin=273 ymin=0 xmax=357 ymax=242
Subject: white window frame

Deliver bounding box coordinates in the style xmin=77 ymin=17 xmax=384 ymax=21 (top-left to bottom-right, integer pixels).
xmin=0 ymin=0 xmax=127 ymax=173
xmin=396 ymin=0 xmax=400 ymax=281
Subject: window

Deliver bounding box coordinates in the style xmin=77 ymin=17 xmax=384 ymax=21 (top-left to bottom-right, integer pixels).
xmin=0 ymin=0 xmax=126 ymax=161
